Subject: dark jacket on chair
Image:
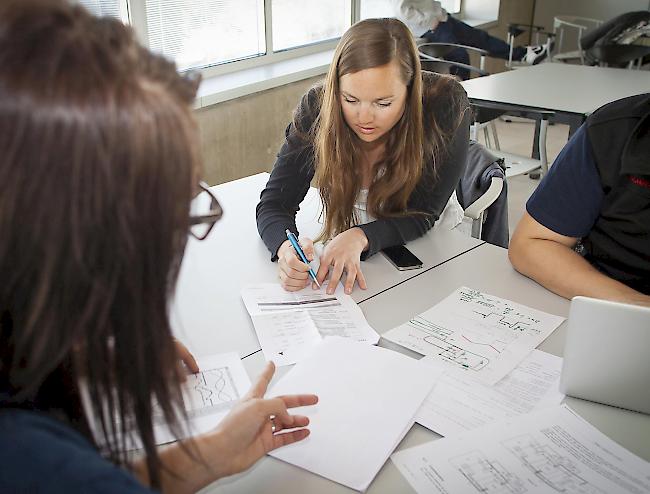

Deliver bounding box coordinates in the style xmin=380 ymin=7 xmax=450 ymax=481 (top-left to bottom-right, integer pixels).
xmin=457 ymin=141 xmax=509 ymax=248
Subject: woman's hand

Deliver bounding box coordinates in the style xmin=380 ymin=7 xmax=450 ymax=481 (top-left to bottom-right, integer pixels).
xmin=174 ymin=338 xmax=199 ymax=381
xmin=207 ymin=362 xmax=318 ymax=478
xmin=277 ymin=237 xmax=316 ymax=291
xmin=316 ymin=227 xmax=368 ymax=295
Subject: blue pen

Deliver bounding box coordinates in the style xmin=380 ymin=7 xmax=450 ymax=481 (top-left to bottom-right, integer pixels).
xmin=285 ymin=229 xmax=321 ymax=288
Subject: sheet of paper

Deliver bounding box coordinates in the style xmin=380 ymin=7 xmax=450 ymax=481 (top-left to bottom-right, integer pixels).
xmin=152 ymin=352 xmax=251 ymax=445
xmin=242 ymin=283 xmax=379 ymax=366
xmin=392 ymin=405 xmax=650 ymax=494
xmin=268 ymin=337 xmax=437 ymax=492
xmin=382 ymin=287 xmax=564 ymax=385
xmin=416 ymin=349 xmax=565 ymax=437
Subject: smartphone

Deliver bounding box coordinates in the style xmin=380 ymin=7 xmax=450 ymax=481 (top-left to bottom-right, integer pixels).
xmin=381 ymin=245 xmax=423 ymax=271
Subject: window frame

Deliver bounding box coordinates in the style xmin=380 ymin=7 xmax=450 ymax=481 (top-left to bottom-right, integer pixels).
xmin=127 ymin=0 xmax=358 ymax=77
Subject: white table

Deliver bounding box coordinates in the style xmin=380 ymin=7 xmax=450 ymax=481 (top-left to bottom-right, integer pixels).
xmin=461 ymin=63 xmax=650 ymax=159
xmin=172 ymin=173 xmax=483 ymax=359
xmin=202 ymin=242 xmax=650 ymax=493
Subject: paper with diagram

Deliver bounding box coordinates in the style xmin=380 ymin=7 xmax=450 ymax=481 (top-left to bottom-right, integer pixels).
xmin=416 ymin=349 xmax=565 ymax=437
xmin=382 ymin=287 xmax=564 ymax=384
xmin=392 ymin=405 xmax=650 ymax=494
xmin=241 ymin=283 xmax=379 ymax=366
xmin=152 ymin=352 xmax=251 ymax=445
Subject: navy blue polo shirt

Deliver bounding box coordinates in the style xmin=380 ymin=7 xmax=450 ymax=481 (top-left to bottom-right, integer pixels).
xmin=526 ymin=124 xmax=604 ymax=237
xmin=0 ymin=409 xmax=154 ymax=493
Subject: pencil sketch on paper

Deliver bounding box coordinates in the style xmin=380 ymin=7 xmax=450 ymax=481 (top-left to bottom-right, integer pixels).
xmin=183 ymin=366 xmax=241 ymax=418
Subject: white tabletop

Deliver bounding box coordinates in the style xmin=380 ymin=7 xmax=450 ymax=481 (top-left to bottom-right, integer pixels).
xmin=202 ymin=242 xmax=650 ymax=494
xmin=461 ymin=63 xmax=650 ymax=116
xmin=172 ymin=172 xmax=483 ymax=359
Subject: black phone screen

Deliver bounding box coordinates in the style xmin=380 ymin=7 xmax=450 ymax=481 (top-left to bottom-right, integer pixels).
xmin=381 ymin=245 xmax=423 ymax=270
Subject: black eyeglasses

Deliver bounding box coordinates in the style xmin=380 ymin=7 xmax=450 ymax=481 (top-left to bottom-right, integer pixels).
xmin=189 ymin=181 xmax=223 ymax=241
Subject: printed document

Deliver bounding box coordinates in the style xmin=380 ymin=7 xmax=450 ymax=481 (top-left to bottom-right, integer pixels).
xmin=392 ymin=405 xmax=650 ymax=494
xmin=241 ymin=283 xmax=379 ymax=366
xmin=152 ymin=352 xmax=251 ymax=445
xmin=268 ymin=337 xmax=436 ymax=492
xmin=416 ymin=349 xmax=565 ymax=437
xmin=382 ymin=287 xmax=564 ymax=384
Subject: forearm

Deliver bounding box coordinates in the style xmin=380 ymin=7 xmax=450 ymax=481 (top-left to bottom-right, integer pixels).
xmin=509 ymin=238 xmax=649 ymax=304
xmin=132 ymin=432 xmax=228 ymax=494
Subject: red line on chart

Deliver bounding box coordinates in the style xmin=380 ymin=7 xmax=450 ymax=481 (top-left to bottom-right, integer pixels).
xmin=462 ymin=334 xmax=502 ymax=353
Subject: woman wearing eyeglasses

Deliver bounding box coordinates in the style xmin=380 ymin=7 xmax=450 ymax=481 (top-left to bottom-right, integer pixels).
xmin=0 ymin=1 xmax=316 ymax=493
xmin=256 ymin=18 xmax=470 ymax=296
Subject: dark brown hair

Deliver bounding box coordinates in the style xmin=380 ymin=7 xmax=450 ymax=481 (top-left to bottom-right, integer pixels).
xmin=311 ymin=18 xmax=465 ymax=241
xmin=0 ymin=0 xmax=201 ymax=487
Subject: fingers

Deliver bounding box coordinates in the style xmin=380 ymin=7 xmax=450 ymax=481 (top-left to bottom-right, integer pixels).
xmin=174 ymin=339 xmax=199 ymax=374
xmin=299 ymin=237 xmax=315 ymax=262
xmin=276 ymin=394 xmax=319 ymax=409
xmin=270 ymin=428 xmax=311 ymax=450
xmin=327 ymin=262 xmax=345 ymax=295
xmin=356 ymin=266 xmax=367 ymax=290
xmin=244 ymin=361 xmax=275 ymax=400
xmin=279 ymin=244 xmax=312 ymax=291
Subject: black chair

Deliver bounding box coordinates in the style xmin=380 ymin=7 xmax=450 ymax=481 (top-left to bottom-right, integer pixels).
xmin=419 ymin=43 xmax=502 ymax=150
xmin=581 ymin=11 xmax=650 ymax=68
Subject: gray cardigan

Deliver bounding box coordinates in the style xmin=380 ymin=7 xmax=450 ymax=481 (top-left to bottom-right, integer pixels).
xmin=256 ymin=72 xmax=470 ymax=261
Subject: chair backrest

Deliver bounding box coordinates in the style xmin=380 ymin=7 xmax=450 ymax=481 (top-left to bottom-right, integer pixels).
xmin=581 ymin=10 xmax=650 ymax=51
xmin=457 ymin=141 xmax=509 ymax=248
xmin=419 ymin=43 xmax=489 ymax=79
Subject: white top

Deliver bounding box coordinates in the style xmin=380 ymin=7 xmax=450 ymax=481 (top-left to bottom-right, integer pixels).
xmin=354 ymin=188 xmax=464 ymax=230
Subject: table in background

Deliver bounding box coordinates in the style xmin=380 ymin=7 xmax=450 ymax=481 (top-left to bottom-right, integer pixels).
xmin=172 ymin=172 xmax=483 ymax=359
xmin=461 ymin=63 xmax=650 ymax=154
xmin=202 ymin=241 xmax=650 ymax=493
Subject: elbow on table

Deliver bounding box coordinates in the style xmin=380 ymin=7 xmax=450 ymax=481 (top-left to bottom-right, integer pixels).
xmin=507 ymin=230 xmax=533 ymax=277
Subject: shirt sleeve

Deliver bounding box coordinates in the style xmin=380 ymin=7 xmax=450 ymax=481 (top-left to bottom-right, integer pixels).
xmin=256 ymin=96 xmax=316 ymax=261
xmin=357 ymin=105 xmax=470 ymax=259
xmin=526 ymin=124 xmax=604 ymax=238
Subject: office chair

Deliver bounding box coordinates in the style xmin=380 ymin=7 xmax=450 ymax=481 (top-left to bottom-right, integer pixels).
xmin=457 ymin=141 xmax=508 ymax=248
xmin=419 ymin=44 xmax=502 ymax=150
xmin=471 ymin=101 xmax=554 ymax=180
xmin=505 ymin=23 xmax=555 ymax=69
xmin=581 ymin=11 xmax=650 ymax=68
xmin=552 ymin=15 xmax=603 ymax=65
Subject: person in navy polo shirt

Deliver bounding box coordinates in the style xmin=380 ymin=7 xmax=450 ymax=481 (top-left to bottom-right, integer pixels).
xmin=509 ymin=93 xmax=650 ymax=306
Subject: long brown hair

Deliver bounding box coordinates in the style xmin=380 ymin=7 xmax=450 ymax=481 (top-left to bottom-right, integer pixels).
xmin=0 ymin=0 xmax=201 ymax=487
xmin=312 ymin=18 xmax=464 ymax=241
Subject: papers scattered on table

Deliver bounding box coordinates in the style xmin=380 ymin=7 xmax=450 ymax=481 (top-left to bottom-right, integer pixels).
xmin=416 ymin=349 xmax=565 ymax=437
xmin=382 ymin=287 xmax=564 ymax=385
xmin=152 ymin=352 xmax=251 ymax=445
xmin=268 ymin=337 xmax=436 ymax=492
xmin=241 ymin=283 xmax=379 ymax=366
xmin=392 ymin=405 xmax=650 ymax=494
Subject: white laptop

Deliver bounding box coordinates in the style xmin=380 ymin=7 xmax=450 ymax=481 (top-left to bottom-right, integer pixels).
xmin=560 ymin=296 xmax=650 ymax=414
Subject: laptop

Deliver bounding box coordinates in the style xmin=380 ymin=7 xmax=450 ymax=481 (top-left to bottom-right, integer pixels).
xmin=560 ymin=296 xmax=650 ymax=414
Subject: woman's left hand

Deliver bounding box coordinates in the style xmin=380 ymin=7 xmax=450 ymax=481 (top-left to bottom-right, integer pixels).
xmin=174 ymin=338 xmax=199 ymax=379
xmin=207 ymin=362 xmax=318 ymax=478
xmin=316 ymin=227 xmax=369 ymax=295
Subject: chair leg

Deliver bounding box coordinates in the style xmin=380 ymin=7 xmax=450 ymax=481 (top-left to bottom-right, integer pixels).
xmin=489 ymin=121 xmax=500 ymax=150
xmin=539 ymin=119 xmax=549 ymax=174
xmin=470 ymin=122 xmax=479 ymax=142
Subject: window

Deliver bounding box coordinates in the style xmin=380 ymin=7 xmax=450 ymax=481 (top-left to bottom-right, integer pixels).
xmin=80 ymin=1 xmax=466 ymax=73
xmin=77 ymin=0 xmax=129 ymax=22
xmin=272 ymin=0 xmax=352 ymax=52
xmin=360 ymin=0 xmax=461 ymax=20
xmin=145 ymin=0 xmax=265 ymax=71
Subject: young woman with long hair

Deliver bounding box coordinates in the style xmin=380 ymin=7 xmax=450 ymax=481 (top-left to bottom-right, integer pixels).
xmin=256 ymin=18 xmax=470 ymax=295
xmin=0 ymin=1 xmax=316 ymax=492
